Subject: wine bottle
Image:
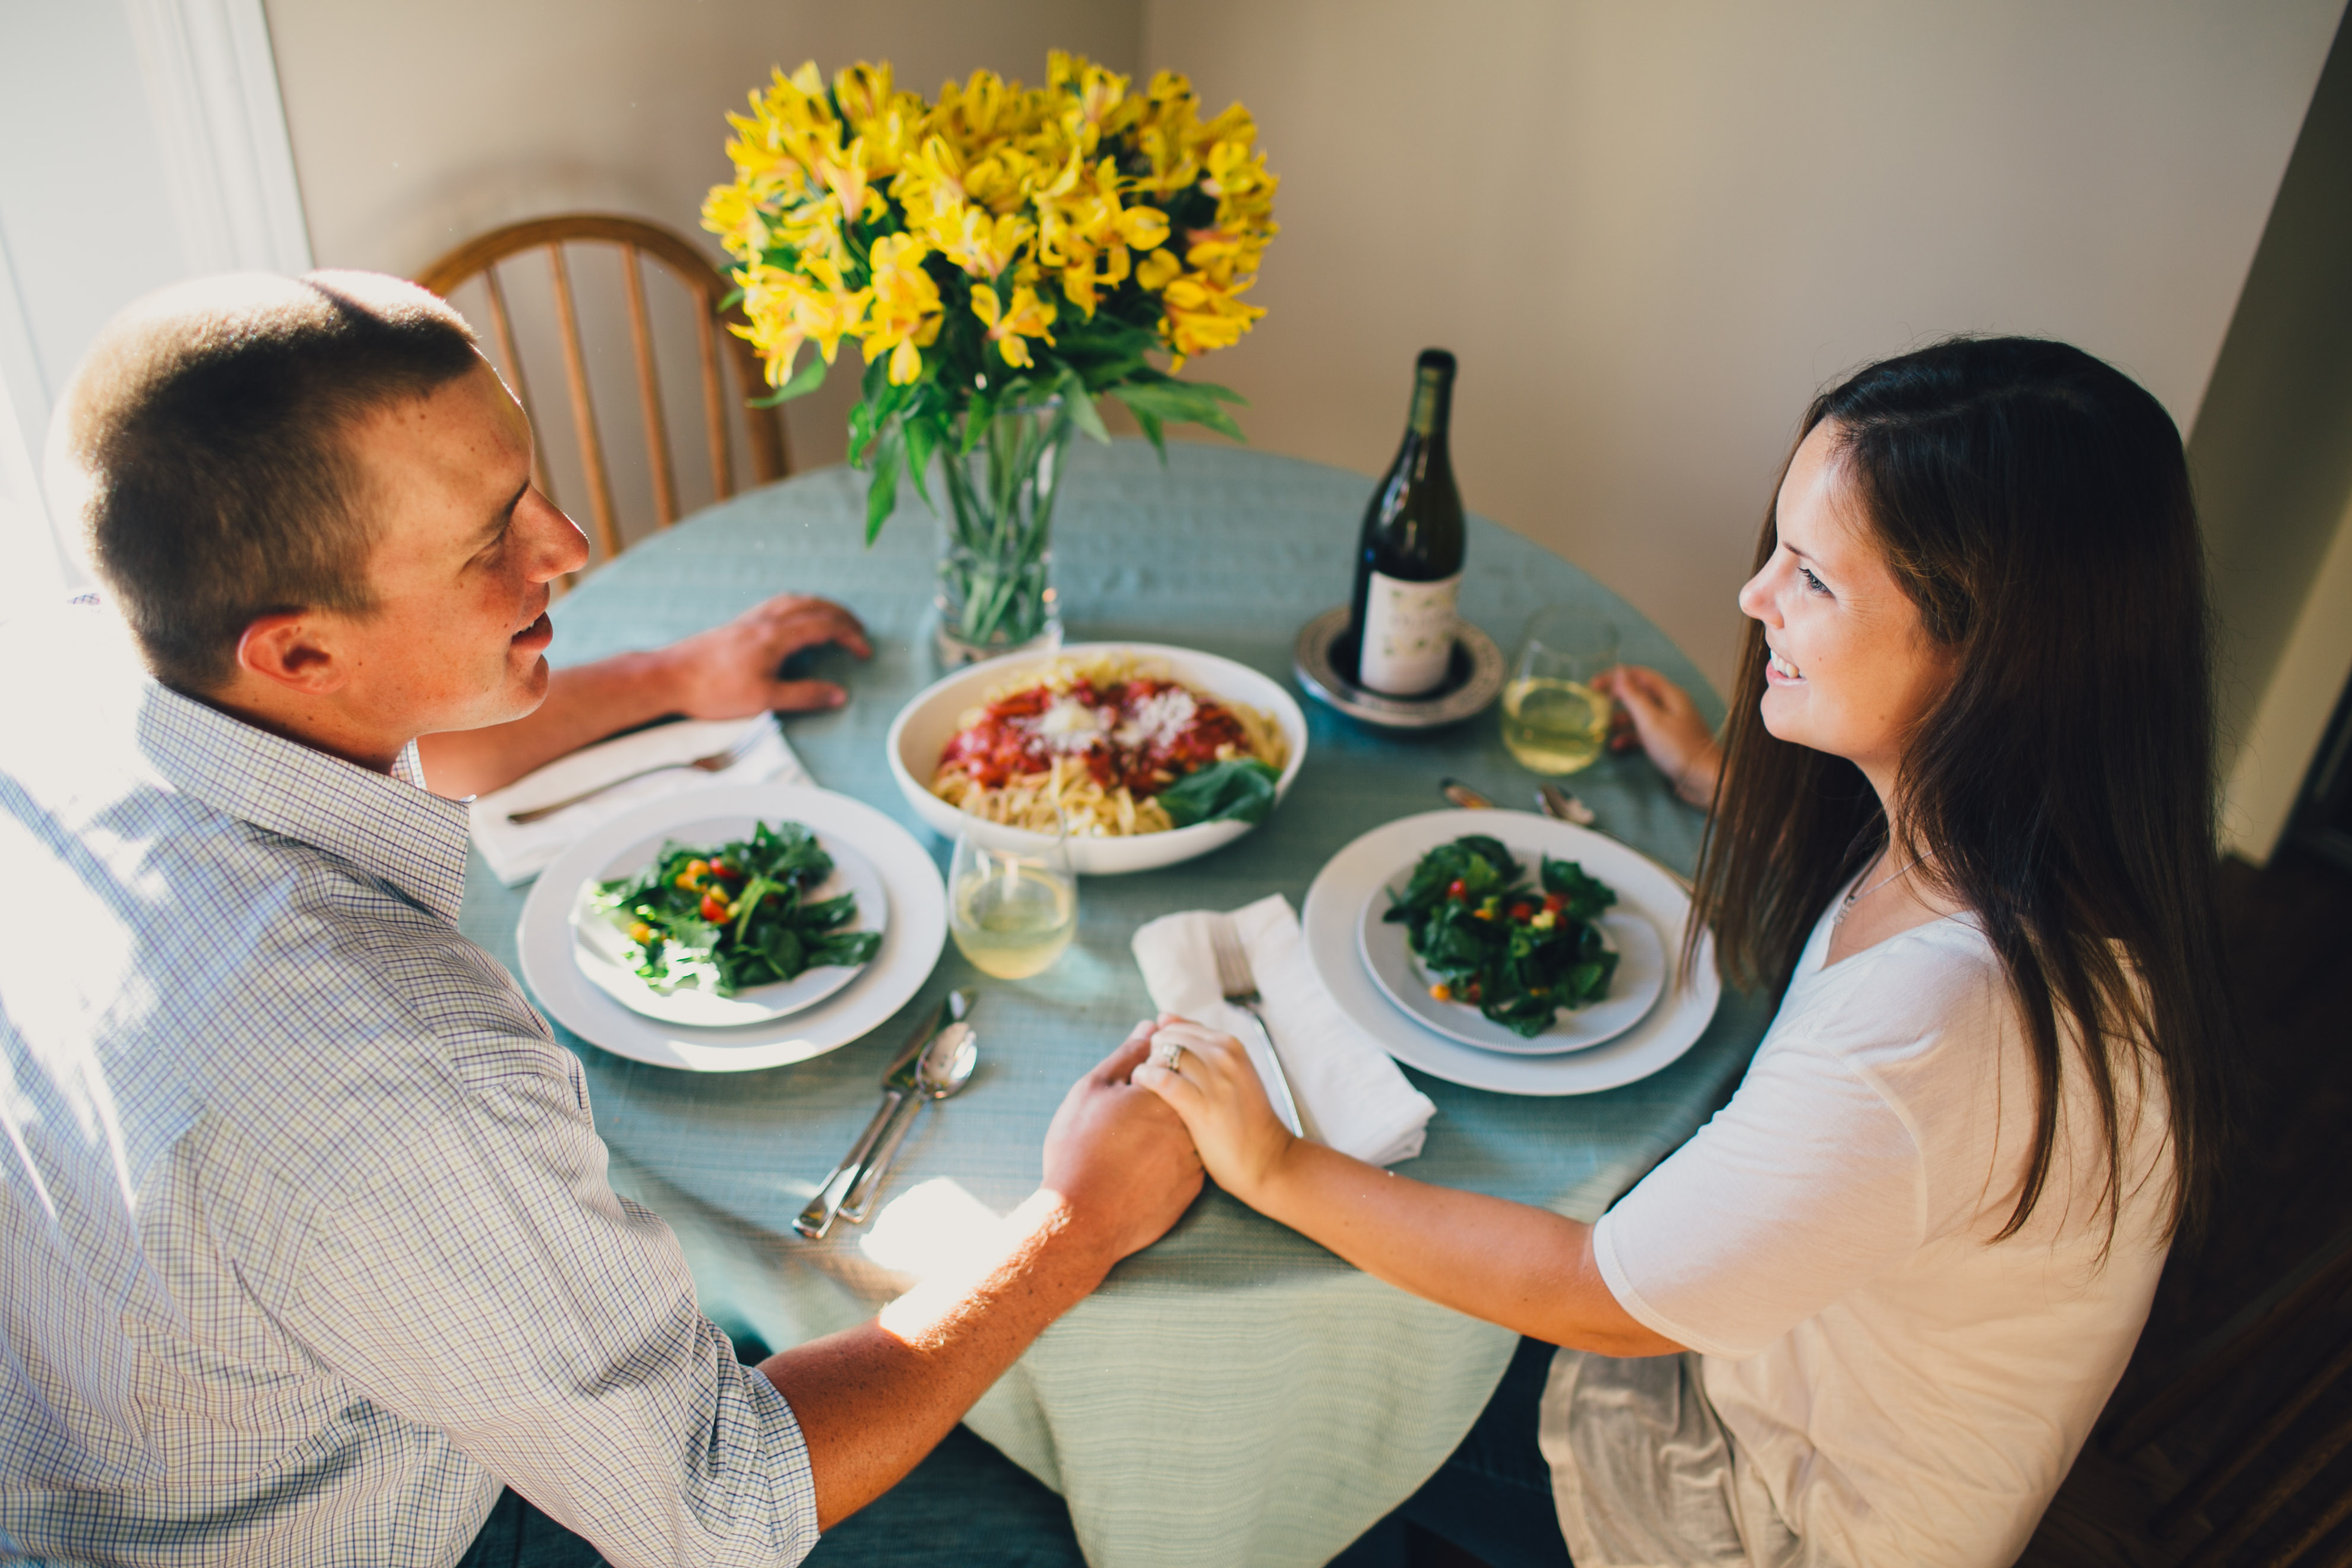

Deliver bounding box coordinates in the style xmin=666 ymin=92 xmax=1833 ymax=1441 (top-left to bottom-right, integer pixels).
xmin=1342 ymin=348 xmax=1463 ymax=696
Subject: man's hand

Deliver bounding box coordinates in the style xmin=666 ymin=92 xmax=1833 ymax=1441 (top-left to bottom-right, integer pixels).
xmin=1039 ymin=1023 xmax=1206 ymax=1266
xmin=764 ymin=1025 xmax=1202 ymax=1530
xmin=652 ymin=593 xmax=872 ymax=717
xmin=415 ymin=592 xmax=871 ymax=798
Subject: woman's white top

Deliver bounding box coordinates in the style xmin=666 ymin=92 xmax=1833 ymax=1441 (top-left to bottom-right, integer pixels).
xmin=1549 ymin=895 xmax=2175 ymax=1567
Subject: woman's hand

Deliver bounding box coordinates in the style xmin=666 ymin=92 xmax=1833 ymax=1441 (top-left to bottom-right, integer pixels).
xmin=1131 ymin=1017 xmax=1297 ymax=1206
xmin=1592 ymin=665 xmax=1722 ymax=808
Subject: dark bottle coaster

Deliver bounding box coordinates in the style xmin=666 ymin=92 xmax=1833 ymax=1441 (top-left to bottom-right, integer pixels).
xmin=1292 ymin=606 xmax=1505 ymax=730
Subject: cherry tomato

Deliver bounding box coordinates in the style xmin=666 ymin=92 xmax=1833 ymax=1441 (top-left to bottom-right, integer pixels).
xmin=698 ymin=892 xmax=731 ymax=923
xmin=1509 ymin=903 xmax=1534 ymax=922
xmin=1446 ymin=878 xmax=1468 ymax=901
xmin=709 ymin=859 xmax=741 ymax=881
xmin=1428 ymin=982 xmax=1452 ymax=1002
xmin=1543 ymin=893 xmax=1565 ymax=914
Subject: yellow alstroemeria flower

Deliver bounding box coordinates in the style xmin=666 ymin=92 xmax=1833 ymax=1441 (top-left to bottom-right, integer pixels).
xmin=734 ymin=258 xmax=871 ymax=382
xmin=922 ymin=204 xmax=1035 ymax=280
xmin=1048 ymin=50 xmax=1136 ymax=154
xmin=861 ymin=233 xmax=944 ymax=385
xmin=1159 ymin=270 xmax=1264 ymax=366
xmin=708 ymin=50 xmax=1274 ymax=397
xmin=1134 ymin=247 xmax=1182 ymax=293
xmin=970 ymin=283 xmax=1057 ymax=369
xmin=832 ymin=61 xmax=925 ymax=168
xmin=893 ymin=133 xmax=971 ymax=216
xmin=813 ymin=135 xmax=871 ymax=226
xmin=701 ymin=181 xmax=768 ymax=255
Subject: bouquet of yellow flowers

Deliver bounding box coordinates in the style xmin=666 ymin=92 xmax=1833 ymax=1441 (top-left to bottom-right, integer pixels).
xmin=704 ymin=53 xmax=1277 ymax=564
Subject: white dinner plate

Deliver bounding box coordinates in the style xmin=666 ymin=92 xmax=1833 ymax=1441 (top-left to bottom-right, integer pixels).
xmin=1304 ymin=811 xmax=1721 ymax=1095
xmin=569 ymin=830 xmax=889 ymax=1028
xmin=519 ymin=785 xmax=945 ymax=1071
xmin=1357 ymin=893 xmax=1665 ymax=1055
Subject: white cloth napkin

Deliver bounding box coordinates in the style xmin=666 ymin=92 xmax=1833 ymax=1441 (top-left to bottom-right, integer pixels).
xmin=469 ymin=714 xmax=811 ymax=885
xmin=1133 ymin=894 xmax=1437 ymax=1168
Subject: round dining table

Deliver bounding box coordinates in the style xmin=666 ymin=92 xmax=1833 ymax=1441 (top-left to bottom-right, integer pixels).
xmin=456 ymin=438 xmax=1773 ymax=1568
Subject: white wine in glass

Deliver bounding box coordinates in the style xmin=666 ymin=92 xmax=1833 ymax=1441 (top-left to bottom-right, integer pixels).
xmin=1500 ymin=678 xmax=1611 ymax=774
xmin=1503 ymin=609 xmax=1617 ymax=775
xmin=949 ymin=827 xmax=1077 ymax=979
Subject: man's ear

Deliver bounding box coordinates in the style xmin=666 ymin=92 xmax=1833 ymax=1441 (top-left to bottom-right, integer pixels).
xmin=236 ymin=612 xmax=349 ymax=696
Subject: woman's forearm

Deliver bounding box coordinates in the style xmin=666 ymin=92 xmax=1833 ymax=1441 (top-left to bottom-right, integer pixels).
xmin=1248 ymin=1141 xmax=1682 ymax=1357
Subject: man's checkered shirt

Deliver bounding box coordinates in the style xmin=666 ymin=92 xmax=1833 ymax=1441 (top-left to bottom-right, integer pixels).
xmin=0 ymin=608 xmax=819 ymax=1567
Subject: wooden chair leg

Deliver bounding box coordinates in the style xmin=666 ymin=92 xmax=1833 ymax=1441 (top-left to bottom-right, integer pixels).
xmin=2156 ymin=1330 xmax=2352 ymax=1535
xmin=2257 ymin=1466 xmax=2352 ymax=1568
xmin=2106 ymin=1232 xmax=2352 ymax=1456
xmin=2180 ymin=1402 xmax=2352 ymax=1568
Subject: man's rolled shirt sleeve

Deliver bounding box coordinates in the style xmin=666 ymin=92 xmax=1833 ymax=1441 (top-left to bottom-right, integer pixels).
xmin=279 ymin=1026 xmax=819 ymax=1568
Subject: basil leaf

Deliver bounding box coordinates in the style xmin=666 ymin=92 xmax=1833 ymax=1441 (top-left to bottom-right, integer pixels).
xmin=1156 ymin=758 xmax=1280 ymax=827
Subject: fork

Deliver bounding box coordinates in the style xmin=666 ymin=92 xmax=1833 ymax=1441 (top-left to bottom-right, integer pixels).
xmin=505 ymin=725 xmax=766 ymax=824
xmin=1208 ymin=915 xmax=1307 ymax=1140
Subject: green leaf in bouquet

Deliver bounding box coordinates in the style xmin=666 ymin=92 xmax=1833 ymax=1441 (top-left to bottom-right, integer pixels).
xmin=1060 ymin=372 xmax=1112 ymax=445
xmin=751 ymin=350 xmax=829 ymax=407
xmin=902 ymin=409 xmax=941 ymax=510
xmin=959 ymin=388 xmax=997 ymax=455
xmin=864 ymin=422 xmax=903 ymax=544
xmin=1109 ymin=387 xmax=1169 ymax=457
xmin=1156 ymin=757 xmax=1281 ymax=827
xmin=1111 ymin=377 xmax=1248 ymax=443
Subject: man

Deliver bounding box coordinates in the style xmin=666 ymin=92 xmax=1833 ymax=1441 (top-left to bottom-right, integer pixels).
xmin=0 ymin=271 xmax=1202 ymax=1566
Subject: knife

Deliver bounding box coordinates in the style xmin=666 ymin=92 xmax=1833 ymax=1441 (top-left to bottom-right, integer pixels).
xmin=793 ymin=990 xmax=970 ymax=1240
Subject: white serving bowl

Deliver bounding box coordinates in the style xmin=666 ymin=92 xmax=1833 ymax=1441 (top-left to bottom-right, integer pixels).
xmin=885 ymin=641 xmax=1310 ymax=875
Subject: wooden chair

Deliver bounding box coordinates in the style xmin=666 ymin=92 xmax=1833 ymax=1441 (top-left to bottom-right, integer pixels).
xmin=2088 ymin=1226 xmax=2352 ymax=1567
xmin=416 ymin=214 xmax=788 ymax=570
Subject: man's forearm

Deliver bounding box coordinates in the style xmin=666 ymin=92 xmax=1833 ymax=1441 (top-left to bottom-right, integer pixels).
xmin=416 ymin=650 xmax=681 ymax=798
xmin=758 ymin=1191 xmax=1117 ymax=1530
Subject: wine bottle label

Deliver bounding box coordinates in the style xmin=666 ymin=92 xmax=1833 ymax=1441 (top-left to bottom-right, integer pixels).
xmin=1359 ymin=570 xmax=1462 ymax=695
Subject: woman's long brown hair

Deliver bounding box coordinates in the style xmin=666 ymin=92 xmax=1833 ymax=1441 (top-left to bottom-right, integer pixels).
xmin=1690 ymin=337 xmax=2237 ymax=1247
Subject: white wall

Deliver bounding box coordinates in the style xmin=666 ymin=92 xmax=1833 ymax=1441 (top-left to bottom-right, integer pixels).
xmin=1137 ymin=0 xmax=2344 ymax=688
xmin=0 ymin=0 xmax=310 ymax=613
xmin=263 ymin=0 xmax=1143 ymax=473
xmin=2223 ymin=498 xmax=2352 ymax=859
xmin=12 ymin=1 xmax=2342 ymax=717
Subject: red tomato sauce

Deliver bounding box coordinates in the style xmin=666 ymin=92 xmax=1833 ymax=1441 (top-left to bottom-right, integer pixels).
xmin=940 ymin=677 xmax=1250 ymax=796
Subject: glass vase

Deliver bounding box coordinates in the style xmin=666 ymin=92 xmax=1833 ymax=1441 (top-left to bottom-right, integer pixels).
xmin=933 ymin=398 xmax=1073 ymax=666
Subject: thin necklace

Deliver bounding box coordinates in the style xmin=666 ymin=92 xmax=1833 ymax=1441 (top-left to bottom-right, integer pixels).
xmin=1835 ymin=851 xmax=1926 ymax=927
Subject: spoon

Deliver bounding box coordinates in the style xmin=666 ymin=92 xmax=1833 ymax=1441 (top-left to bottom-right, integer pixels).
xmin=839 ymin=1022 xmax=979 ymax=1224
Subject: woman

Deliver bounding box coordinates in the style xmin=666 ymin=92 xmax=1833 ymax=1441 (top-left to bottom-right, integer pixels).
xmin=1136 ymin=337 xmax=2236 ymax=1568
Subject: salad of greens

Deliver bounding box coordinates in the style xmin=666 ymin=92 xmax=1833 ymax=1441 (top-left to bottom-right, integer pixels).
xmin=593 ymin=820 xmax=881 ymax=997
xmin=1382 ymin=834 xmax=1620 ymax=1037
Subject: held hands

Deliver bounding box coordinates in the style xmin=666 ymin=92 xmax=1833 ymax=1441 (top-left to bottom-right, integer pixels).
xmin=1592 ymin=665 xmax=1722 ymax=809
xmin=654 ymin=593 xmax=872 ymax=717
xmin=1131 ymin=1017 xmax=1297 ymax=1206
xmin=1039 ymin=1023 xmax=1206 ymax=1266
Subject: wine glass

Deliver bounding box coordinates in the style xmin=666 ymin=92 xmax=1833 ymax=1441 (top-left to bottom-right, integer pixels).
xmin=949 ymin=820 xmax=1079 ymax=979
xmin=1501 ymin=609 xmax=1618 ymax=774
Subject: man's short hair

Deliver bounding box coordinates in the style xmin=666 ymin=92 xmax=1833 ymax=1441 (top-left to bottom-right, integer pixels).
xmin=50 ymin=271 xmax=480 ymax=692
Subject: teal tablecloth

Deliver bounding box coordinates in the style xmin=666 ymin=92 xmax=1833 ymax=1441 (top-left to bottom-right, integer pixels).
xmin=457 ymin=439 xmax=1770 ymax=1568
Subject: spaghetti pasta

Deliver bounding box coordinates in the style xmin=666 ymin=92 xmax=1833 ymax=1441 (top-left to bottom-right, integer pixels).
xmin=930 ymin=653 xmax=1289 ymax=836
